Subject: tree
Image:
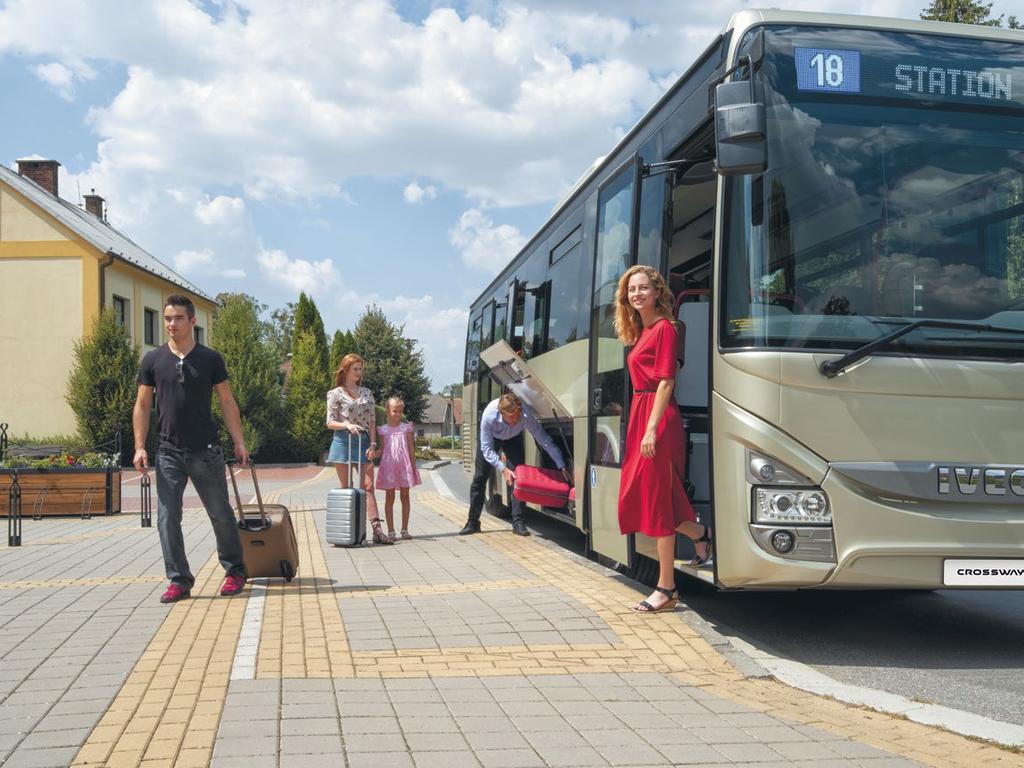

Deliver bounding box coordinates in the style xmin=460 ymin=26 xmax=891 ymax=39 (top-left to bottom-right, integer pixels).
xmin=330 ymin=329 xmax=355 ymax=373
xmin=920 ymin=0 xmax=1015 ymax=25
xmin=267 ymin=301 xmax=296 ymax=362
xmin=292 ymin=292 xmax=329 ymax=374
xmin=440 ymin=382 xmax=463 ymax=398
xmin=210 ymin=293 xmax=286 ymax=457
xmin=66 ymin=308 xmax=139 ymax=462
xmin=286 ymin=330 xmax=330 ymax=461
xmin=352 ymin=305 xmax=431 ymax=422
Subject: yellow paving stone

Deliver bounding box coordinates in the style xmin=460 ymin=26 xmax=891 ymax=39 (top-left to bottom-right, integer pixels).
xmin=106 ymin=750 xmax=146 ymax=768
xmin=141 ymin=739 xmax=180 ymax=761
xmin=173 ymin=748 xmax=212 ymax=768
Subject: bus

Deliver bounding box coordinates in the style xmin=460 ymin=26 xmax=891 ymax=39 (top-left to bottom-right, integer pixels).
xmin=462 ymin=10 xmax=1024 ymax=590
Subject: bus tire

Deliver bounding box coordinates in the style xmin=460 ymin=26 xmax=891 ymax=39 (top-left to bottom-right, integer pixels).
xmin=487 ymin=494 xmax=509 ymax=519
xmin=626 ymin=554 xmax=660 ymax=587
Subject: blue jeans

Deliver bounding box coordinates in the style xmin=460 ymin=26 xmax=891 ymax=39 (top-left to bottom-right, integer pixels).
xmin=156 ymin=445 xmax=245 ymax=588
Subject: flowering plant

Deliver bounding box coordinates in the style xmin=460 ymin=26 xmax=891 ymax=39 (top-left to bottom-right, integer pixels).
xmin=0 ymin=452 xmax=119 ymax=470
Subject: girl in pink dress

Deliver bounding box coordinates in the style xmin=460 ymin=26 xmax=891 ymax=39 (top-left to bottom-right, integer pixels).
xmin=376 ymin=397 xmax=422 ymax=542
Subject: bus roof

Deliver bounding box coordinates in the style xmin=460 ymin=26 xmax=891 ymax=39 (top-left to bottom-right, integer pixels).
xmin=468 ymin=9 xmax=1023 ymax=312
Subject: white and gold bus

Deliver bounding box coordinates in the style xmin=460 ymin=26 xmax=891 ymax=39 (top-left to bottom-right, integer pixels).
xmin=463 ymin=10 xmax=1024 ymax=590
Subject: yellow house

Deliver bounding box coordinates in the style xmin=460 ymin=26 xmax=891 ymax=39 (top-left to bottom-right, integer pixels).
xmin=0 ymin=158 xmax=216 ymax=438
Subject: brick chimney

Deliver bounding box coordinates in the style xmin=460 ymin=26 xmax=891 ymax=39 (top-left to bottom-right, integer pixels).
xmin=16 ymin=158 xmax=60 ymax=197
xmin=83 ymin=189 xmax=105 ymax=219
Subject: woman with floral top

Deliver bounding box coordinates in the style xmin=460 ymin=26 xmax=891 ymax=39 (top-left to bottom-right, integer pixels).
xmin=325 ymin=353 xmax=390 ymax=544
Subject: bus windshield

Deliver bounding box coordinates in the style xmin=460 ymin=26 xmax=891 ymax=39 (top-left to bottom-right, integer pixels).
xmin=721 ymin=26 xmax=1024 ymax=359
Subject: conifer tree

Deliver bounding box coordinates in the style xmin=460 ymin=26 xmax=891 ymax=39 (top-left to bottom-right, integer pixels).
xmin=210 ymin=293 xmax=285 ymax=457
xmin=292 ymin=292 xmax=329 ymax=375
xmin=352 ymin=306 xmax=431 ymax=422
xmin=287 ymin=330 xmax=330 ymax=461
xmin=66 ymin=308 xmax=139 ymax=461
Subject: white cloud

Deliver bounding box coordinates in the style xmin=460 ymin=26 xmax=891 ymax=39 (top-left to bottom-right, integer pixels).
xmin=32 ymin=62 xmax=75 ymax=100
xmin=174 ymin=247 xmax=246 ymax=280
xmin=256 ymin=247 xmax=339 ymax=297
xmin=450 ymin=208 xmax=526 ymax=274
xmin=379 ymin=294 xmax=469 ymax=388
xmin=403 ymin=181 xmax=438 ymax=204
xmin=174 ymin=247 xmax=214 ymax=273
xmin=195 ymin=194 xmax=246 ymax=228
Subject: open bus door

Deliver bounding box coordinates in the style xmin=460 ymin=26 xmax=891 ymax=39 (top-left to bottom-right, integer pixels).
xmin=479 ymin=340 xmax=575 ymax=518
xmin=588 ymin=150 xmax=718 ymax=585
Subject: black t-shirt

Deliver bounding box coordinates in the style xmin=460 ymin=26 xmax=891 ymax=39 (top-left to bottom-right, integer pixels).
xmin=138 ymin=343 xmax=228 ymax=451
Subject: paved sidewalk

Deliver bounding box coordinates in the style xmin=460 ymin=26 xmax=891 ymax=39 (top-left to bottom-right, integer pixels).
xmin=0 ymin=466 xmax=1020 ymax=767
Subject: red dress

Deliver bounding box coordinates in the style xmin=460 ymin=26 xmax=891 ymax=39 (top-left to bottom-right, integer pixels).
xmin=618 ymin=318 xmax=695 ymax=537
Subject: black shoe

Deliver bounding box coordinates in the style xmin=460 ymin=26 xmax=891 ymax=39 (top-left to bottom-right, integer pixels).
xmin=459 ymin=521 xmax=481 ymax=535
xmin=512 ymin=522 xmax=531 ymax=537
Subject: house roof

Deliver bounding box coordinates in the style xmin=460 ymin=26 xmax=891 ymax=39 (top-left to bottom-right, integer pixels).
xmin=0 ymin=163 xmax=212 ymax=301
xmin=421 ymin=394 xmax=462 ymax=425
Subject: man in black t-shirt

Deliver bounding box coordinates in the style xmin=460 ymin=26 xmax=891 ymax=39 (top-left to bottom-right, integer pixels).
xmin=133 ymin=294 xmax=249 ymax=604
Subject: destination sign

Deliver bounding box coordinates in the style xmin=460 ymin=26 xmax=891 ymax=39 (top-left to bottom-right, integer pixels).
xmin=785 ymin=32 xmax=1024 ymax=110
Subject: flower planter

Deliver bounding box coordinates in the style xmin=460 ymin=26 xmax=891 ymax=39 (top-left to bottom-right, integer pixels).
xmin=0 ymin=467 xmax=121 ymax=518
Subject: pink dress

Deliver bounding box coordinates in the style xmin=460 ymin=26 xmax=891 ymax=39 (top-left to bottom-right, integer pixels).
xmin=376 ymin=422 xmax=422 ymax=490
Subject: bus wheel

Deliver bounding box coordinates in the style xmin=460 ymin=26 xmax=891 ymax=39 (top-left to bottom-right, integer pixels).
xmin=487 ymin=494 xmax=509 ymax=519
xmin=625 ymin=554 xmax=659 ymax=587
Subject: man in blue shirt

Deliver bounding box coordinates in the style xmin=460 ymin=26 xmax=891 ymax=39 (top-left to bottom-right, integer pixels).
xmin=461 ymin=393 xmax=569 ymax=536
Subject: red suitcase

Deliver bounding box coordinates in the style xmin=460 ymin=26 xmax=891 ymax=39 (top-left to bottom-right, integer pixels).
xmin=513 ymin=466 xmax=570 ymax=509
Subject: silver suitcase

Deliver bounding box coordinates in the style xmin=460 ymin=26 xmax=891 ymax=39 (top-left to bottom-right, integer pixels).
xmin=325 ymin=433 xmax=367 ymax=547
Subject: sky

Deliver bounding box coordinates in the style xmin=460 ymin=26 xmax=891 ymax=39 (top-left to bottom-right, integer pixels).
xmin=1 ymin=0 xmax=1004 ymax=389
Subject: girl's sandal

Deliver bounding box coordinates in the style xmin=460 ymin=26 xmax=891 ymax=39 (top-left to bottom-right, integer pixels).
xmin=370 ymin=519 xmax=393 ymax=545
xmin=692 ymin=524 xmax=713 ymax=566
xmin=387 ymin=530 xmax=397 ymax=544
xmin=633 ymin=586 xmax=678 ymax=613
xmin=400 ymin=529 xmax=412 ymax=540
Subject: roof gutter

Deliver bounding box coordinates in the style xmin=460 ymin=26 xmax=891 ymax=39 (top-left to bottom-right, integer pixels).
xmin=98 ymin=251 xmax=115 ymax=310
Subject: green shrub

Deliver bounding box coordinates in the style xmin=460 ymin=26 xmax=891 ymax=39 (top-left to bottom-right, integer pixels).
xmin=415 ymin=447 xmax=440 ymax=461
xmin=65 ymin=308 xmax=139 ymax=462
xmin=430 ymin=437 xmax=461 ymax=449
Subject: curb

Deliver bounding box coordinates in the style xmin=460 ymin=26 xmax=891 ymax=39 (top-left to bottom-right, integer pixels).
xmin=722 ymin=631 xmax=1024 ymax=748
xmin=420 ymin=460 xmax=451 ymax=470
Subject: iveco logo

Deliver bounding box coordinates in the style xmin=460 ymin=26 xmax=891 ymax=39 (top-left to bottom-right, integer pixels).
xmin=938 ymin=467 xmax=1024 ymax=496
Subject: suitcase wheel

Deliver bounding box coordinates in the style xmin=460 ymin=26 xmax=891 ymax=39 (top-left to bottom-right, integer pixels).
xmin=280 ymin=561 xmax=295 ymax=582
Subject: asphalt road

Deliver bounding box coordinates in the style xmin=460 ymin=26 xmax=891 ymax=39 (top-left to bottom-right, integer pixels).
xmin=432 ymin=460 xmax=1024 ymax=728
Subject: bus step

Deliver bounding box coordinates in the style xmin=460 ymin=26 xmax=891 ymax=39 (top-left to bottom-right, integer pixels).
xmin=675 ymin=560 xmax=714 ymax=584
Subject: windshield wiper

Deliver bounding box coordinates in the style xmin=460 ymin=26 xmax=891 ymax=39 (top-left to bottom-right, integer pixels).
xmin=819 ymin=319 xmax=1024 ymax=378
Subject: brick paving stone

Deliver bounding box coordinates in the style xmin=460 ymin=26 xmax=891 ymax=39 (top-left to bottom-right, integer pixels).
xmin=2 ymin=746 xmax=81 ymax=768
xmin=7 ymin=475 xmax=1017 ymax=768
xmin=346 ymin=752 xmax=416 ymax=768
xmin=475 ymin=748 xmax=547 ymax=768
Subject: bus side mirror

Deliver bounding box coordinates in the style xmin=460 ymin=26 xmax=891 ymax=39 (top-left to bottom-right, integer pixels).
xmin=714 ymin=79 xmax=766 ymax=176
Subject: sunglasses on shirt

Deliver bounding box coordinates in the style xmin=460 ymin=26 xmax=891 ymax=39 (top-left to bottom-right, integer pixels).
xmin=175 ymin=359 xmax=185 ymax=384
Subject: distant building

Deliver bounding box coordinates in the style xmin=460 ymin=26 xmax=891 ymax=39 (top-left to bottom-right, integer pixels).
xmin=416 ymin=394 xmax=462 ymax=440
xmin=0 ymin=158 xmax=216 ymax=437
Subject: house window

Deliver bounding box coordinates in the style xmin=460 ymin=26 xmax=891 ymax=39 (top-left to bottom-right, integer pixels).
xmin=112 ymin=295 xmax=128 ymax=327
xmin=144 ymin=308 xmax=157 ymax=346
xmin=194 ymin=326 xmax=204 ymax=344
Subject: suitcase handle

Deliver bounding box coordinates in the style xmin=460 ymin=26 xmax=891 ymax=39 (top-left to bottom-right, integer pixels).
xmin=227 ymin=459 xmax=267 ymax=527
xmin=345 ymin=428 xmax=366 ymax=485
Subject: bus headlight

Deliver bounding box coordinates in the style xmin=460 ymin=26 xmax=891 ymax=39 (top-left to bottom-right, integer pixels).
xmin=754 ymin=488 xmax=831 ymax=525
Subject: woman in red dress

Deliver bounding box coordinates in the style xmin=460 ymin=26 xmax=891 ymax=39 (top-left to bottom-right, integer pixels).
xmin=615 ymin=266 xmax=711 ymax=612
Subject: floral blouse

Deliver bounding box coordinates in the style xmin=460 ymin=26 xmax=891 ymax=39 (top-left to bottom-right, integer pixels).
xmin=326 ymin=386 xmax=376 ymax=433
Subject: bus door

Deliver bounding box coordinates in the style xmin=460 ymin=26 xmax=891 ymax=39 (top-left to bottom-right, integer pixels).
xmin=587 ymin=156 xmax=644 ymax=568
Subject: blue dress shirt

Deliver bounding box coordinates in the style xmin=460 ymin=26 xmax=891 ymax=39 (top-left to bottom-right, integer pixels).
xmin=479 ymin=399 xmax=565 ymax=472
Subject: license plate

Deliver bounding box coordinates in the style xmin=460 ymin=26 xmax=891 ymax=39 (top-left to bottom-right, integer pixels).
xmin=943 ymin=559 xmax=1024 ymax=586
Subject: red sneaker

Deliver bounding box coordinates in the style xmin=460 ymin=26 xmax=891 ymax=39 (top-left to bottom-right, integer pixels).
xmin=220 ymin=573 xmax=246 ymax=596
xmin=160 ymin=583 xmax=190 ymax=604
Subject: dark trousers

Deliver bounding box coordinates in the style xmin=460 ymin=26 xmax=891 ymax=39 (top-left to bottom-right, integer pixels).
xmin=156 ymin=445 xmax=245 ymax=588
xmin=468 ymin=433 xmax=525 ymax=525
